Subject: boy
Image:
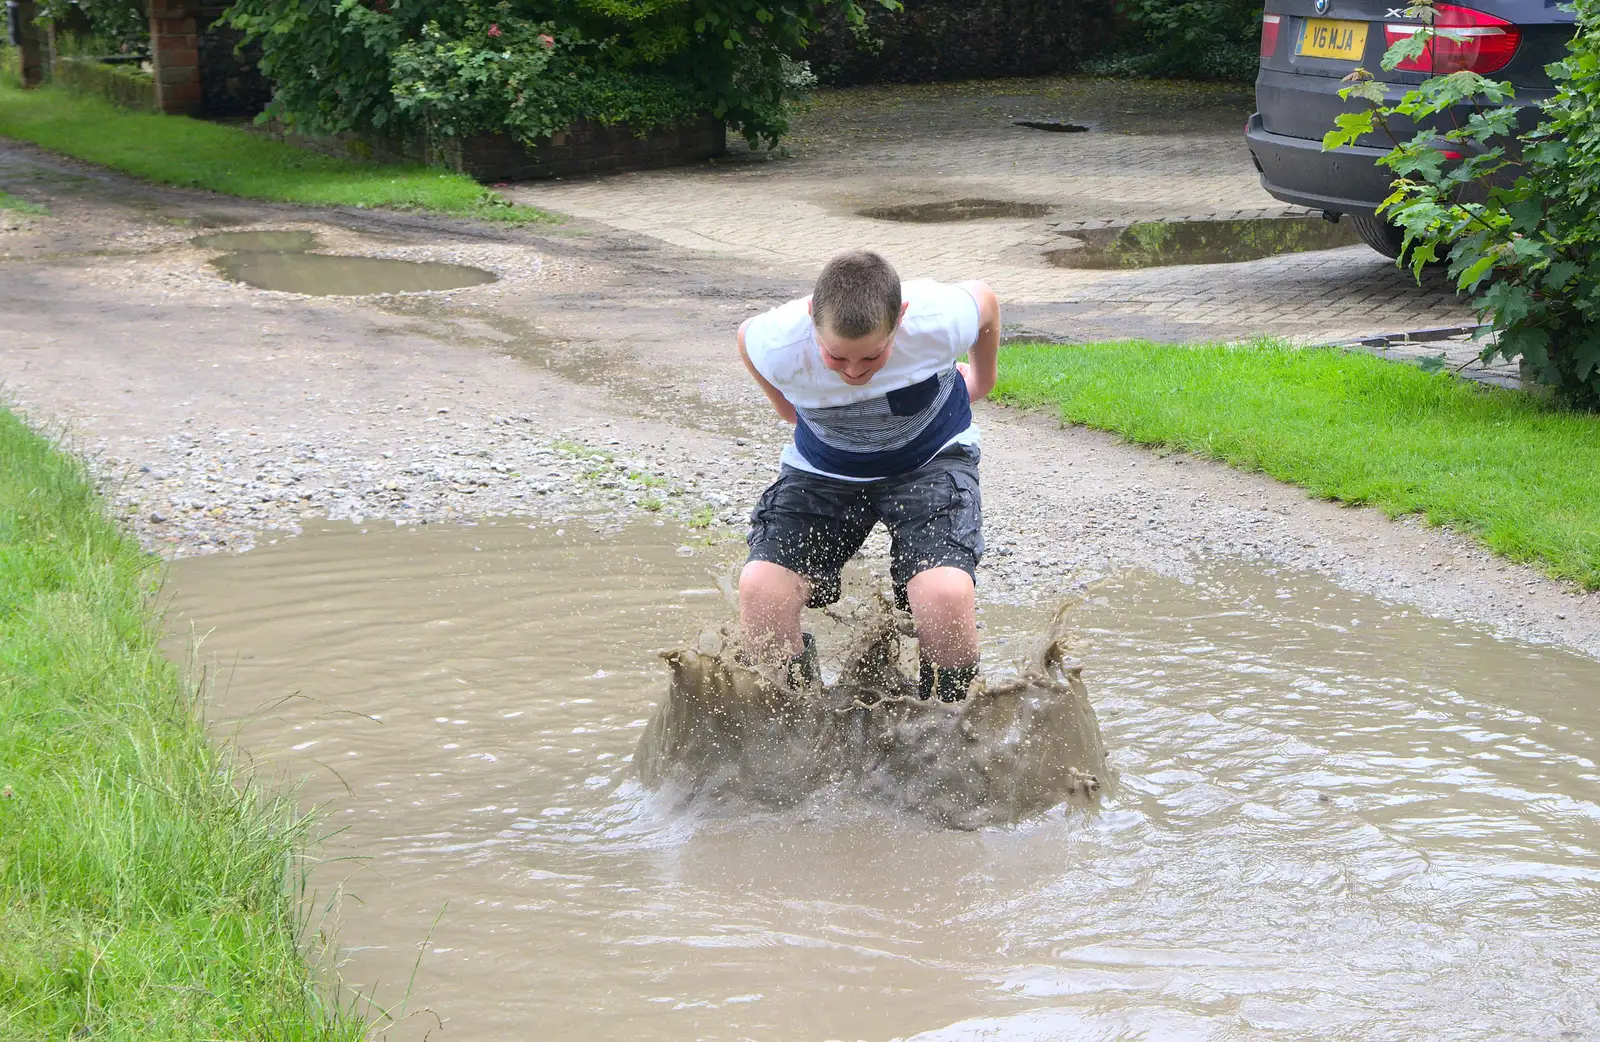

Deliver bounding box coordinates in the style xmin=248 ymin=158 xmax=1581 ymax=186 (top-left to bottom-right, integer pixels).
xmin=737 ymin=249 xmax=1000 ymax=702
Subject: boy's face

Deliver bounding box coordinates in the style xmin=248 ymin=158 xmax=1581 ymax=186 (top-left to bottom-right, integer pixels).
xmin=811 ymin=302 xmax=909 ymax=386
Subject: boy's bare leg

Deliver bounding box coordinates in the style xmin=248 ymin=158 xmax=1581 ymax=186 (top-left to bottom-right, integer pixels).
xmin=738 ymin=560 xmax=809 ymax=663
xmin=906 ymin=566 xmax=980 ymax=667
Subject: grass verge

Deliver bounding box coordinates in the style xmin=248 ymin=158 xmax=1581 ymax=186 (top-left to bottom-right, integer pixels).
xmin=0 ymin=406 xmax=366 ymax=1039
xmin=0 ymin=62 xmax=556 ymax=226
xmin=995 ymin=340 xmax=1600 ymax=588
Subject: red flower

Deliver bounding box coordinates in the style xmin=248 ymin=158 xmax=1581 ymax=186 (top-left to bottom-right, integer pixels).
xmin=538 ymin=33 xmax=555 ymax=48
xmin=487 ymin=23 xmax=502 ymax=37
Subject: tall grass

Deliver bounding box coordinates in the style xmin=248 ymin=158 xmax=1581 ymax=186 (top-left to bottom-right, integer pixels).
xmin=0 ymin=47 xmax=556 ymax=226
xmin=0 ymin=406 xmax=367 ymax=1040
xmin=995 ymin=340 xmax=1600 ymax=588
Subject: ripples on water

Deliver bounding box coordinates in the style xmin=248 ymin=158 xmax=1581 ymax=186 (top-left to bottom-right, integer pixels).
xmin=165 ymin=521 xmax=1600 ymax=1041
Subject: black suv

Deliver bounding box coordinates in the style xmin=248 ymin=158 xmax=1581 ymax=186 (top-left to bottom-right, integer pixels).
xmin=1246 ymin=0 xmax=1576 ymax=257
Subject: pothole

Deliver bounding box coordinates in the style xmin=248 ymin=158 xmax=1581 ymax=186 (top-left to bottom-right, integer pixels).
xmin=859 ymin=199 xmax=1055 ymax=223
xmin=211 ymin=252 xmax=498 ymax=295
xmin=194 ymin=230 xmax=319 ymax=253
xmin=1012 ymin=119 xmax=1091 ymax=133
xmin=1045 ymin=216 xmax=1364 ymax=269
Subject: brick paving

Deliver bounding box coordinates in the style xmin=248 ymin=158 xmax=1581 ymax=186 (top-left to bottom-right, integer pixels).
xmin=507 ymin=77 xmax=1473 ymax=343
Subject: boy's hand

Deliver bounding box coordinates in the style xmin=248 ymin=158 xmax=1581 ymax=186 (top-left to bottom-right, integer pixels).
xmin=956 ymin=361 xmax=975 ymax=398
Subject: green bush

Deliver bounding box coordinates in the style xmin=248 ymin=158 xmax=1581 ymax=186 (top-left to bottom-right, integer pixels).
xmin=801 ymin=0 xmax=1112 ymax=85
xmin=37 ymin=0 xmax=148 ymax=54
xmin=1328 ymin=0 xmax=1600 ymax=408
xmin=1088 ymin=0 xmax=1262 ymax=81
xmin=225 ymin=0 xmax=877 ymax=149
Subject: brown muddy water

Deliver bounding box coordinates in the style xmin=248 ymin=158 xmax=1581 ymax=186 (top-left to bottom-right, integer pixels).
xmin=165 ymin=521 xmax=1600 ymax=1040
xmin=1047 ymin=216 xmax=1364 ymax=269
xmin=860 ymin=199 xmax=1056 ymax=223
xmin=211 ymin=251 xmax=499 ymax=295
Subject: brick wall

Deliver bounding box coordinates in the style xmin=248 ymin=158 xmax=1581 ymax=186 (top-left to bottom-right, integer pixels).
xmin=147 ymin=0 xmax=202 ymax=114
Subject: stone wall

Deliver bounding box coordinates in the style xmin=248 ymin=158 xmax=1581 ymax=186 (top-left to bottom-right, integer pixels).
xmin=425 ymin=117 xmax=727 ymax=181
xmin=256 ymin=115 xmax=727 ymax=183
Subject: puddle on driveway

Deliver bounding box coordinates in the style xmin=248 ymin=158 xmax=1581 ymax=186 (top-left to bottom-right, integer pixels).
xmin=1047 ymin=215 xmax=1364 ymax=269
xmin=194 ymin=229 xmax=319 ymax=253
xmin=860 ymin=198 xmax=1055 ymax=223
xmin=1013 ymin=119 xmax=1091 ymax=132
xmin=212 ymin=251 xmax=498 ymax=295
xmin=166 ymin=521 xmax=1600 ymax=1040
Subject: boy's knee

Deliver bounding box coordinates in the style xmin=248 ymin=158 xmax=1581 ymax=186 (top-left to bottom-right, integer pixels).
xmin=739 ymin=560 xmax=809 ymax=608
xmin=905 ymin=566 xmax=975 ymax=614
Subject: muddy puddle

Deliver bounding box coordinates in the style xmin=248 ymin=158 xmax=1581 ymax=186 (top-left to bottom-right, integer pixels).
xmin=860 ymin=199 xmax=1055 ymax=223
xmin=1047 ymin=215 xmax=1364 ymax=269
xmin=212 ymin=251 xmax=498 ymax=295
xmin=166 ymin=521 xmax=1600 ymax=1040
xmin=197 ymin=229 xmax=496 ymax=295
xmin=1012 ymin=119 xmax=1091 ymax=132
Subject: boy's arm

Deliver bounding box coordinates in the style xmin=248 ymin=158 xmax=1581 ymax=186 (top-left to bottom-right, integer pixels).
xmin=955 ymin=280 xmax=1000 ymax=402
xmin=738 ymin=319 xmax=798 ymax=424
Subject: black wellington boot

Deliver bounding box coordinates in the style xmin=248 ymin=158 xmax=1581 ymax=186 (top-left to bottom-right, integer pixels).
xmin=918 ymin=657 xmax=979 ymax=703
xmin=785 ymin=632 xmax=819 ymax=691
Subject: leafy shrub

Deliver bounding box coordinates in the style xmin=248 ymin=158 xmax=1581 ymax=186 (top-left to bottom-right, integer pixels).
xmin=802 ymin=0 xmax=1113 ymax=86
xmin=36 ymin=0 xmax=148 ymax=53
xmin=1327 ymin=0 xmax=1600 ymax=408
xmin=226 ymin=0 xmax=875 ymax=148
xmin=51 ymin=54 xmax=157 ymax=112
xmin=1087 ymin=0 xmax=1261 ymax=82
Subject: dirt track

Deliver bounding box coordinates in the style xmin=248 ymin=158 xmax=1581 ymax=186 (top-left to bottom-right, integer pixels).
xmin=3 ymin=137 xmax=1598 ymax=660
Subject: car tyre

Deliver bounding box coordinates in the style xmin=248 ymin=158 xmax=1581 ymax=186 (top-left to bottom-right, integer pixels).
xmin=1348 ymin=214 xmax=1407 ymax=259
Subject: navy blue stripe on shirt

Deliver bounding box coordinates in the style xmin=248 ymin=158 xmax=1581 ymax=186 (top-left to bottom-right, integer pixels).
xmin=794 ymin=381 xmax=972 ymax=479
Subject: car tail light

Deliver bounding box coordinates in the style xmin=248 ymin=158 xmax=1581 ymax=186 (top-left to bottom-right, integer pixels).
xmin=1384 ymin=4 xmax=1521 ymax=74
xmin=1260 ymin=13 xmax=1282 ymax=57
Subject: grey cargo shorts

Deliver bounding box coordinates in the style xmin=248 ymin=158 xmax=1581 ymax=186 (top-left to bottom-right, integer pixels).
xmin=745 ymin=444 xmax=983 ymax=609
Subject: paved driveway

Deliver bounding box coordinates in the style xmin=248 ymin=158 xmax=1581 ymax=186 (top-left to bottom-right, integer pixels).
xmin=508 ymin=77 xmax=1472 ymax=343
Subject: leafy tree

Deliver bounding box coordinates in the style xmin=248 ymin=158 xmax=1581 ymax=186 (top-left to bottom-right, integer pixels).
xmin=226 ymin=0 xmax=875 ymax=148
xmin=35 ymin=0 xmax=148 ymax=53
xmin=1327 ymin=0 xmax=1600 ymax=408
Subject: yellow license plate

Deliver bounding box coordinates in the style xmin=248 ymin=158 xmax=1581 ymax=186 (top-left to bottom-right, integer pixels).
xmin=1297 ymin=18 xmax=1369 ymax=60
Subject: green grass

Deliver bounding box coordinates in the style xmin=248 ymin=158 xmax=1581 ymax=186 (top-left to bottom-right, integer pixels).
xmin=0 ymin=190 xmax=46 ymax=215
xmin=0 ymin=70 xmax=557 ymax=226
xmin=995 ymin=340 xmax=1600 ymax=588
xmin=0 ymin=407 xmax=367 ymax=1039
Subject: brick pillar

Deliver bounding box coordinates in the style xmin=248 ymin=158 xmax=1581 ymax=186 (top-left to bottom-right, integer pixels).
xmin=11 ymin=0 xmax=45 ymax=87
xmin=147 ymin=0 xmax=202 ymax=115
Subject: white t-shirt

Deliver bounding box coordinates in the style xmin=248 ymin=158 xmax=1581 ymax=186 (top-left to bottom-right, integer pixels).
xmin=744 ymin=279 xmax=982 ymax=481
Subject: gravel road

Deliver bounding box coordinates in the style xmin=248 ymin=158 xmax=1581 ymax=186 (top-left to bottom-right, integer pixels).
xmin=3 ymin=139 xmax=1598 ymax=661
